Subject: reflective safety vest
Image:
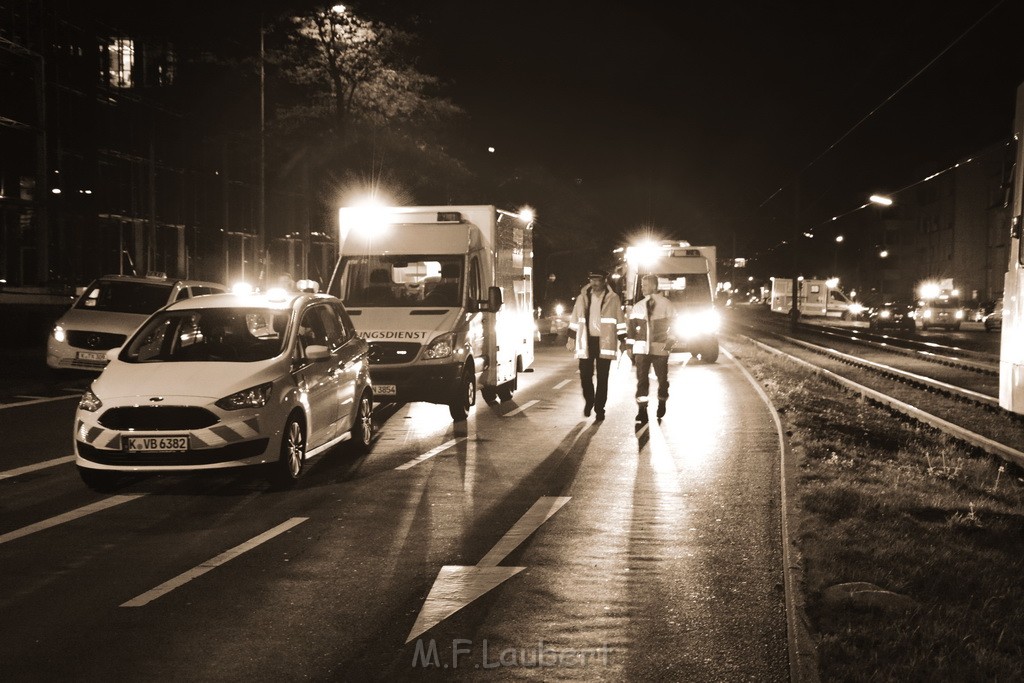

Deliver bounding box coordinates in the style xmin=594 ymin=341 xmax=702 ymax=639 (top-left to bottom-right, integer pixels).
xmin=627 ymin=293 xmax=673 ymax=355
xmin=567 ymin=285 xmax=626 ymax=359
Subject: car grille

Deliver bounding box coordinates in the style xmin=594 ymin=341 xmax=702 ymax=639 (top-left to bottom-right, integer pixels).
xmin=368 ymin=341 xmax=421 ymax=365
xmin=67 ymin=331 xmax=128 ymax=350
xmin=77 ymin=439 xmax=269 ymax=466
xmin=98 ymin=406 xmax=220 ymax=430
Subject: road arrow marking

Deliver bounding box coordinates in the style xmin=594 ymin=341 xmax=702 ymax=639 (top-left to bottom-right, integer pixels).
xmin=405 ymin=496 xmax=571 ymax=643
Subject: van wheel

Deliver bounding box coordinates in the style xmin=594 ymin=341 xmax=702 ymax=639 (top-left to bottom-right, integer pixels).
xmin=347 ymin=391 xmax=374 ymax=455
xmin=270 ymin=413 xmax=305 ymax=488
xmin=449 ymin=367 xmax=476 ymax=421
xmin=699 ymin=345 xmax=719 ymax=364
xmin=78 ymin=467 xmax=121 ymax=493
xmin=497 ymin=370 xmax=516 ymax=401
xmin=480 ymin=386 xmax=499 ymax=404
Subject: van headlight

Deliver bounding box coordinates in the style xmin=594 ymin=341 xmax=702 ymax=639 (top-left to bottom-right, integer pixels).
xmin=423 ymin=333 xmax=455 ymax=359
xmin=955 ymin=309 xmax=964 ymax=320
xmin=53 ymin=325 xmax=66 ymax=343
xmin=215 ymin=382 xmax=273 ymax=410
xmin=78 ymin=388 xmax=102 ymax=412
xmin=673 ymin=310 xmax=720 ymax=338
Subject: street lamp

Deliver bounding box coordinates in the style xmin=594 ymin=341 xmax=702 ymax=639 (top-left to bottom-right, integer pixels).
xmin=833 ymin=234 xmax=844 ymax=275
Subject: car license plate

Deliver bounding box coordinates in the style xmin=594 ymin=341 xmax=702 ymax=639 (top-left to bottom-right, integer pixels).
xmin=76 ymin=351 xmax=107 ymax=361
xmin=127 ymin=435 xmax=189 ymax=452
xmin=375 ymin=384 xmax=397 ymax=396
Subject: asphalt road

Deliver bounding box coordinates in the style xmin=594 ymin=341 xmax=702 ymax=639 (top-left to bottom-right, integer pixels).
xmin=0 ymin=343 xmax=787 ymax=681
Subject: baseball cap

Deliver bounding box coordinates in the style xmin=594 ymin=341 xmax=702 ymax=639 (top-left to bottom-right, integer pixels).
xmin=588 ymin=269 xmax=608 ymax=279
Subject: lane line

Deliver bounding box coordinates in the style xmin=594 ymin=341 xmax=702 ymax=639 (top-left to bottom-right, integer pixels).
xmin=394 ymin=438 xmax=464 ymax=470
xmin=502 ymin=400 xmax=538 ymax=417
xmin=14 ymin=395 xmax=47 ymax=400
xmin=553 ymin=379 xmax=572 ymax=390
xmin=121 ymin=517 xmax=308 ymax=607
xmin=0 ymin=394 xmax=80 ymax=410
xmin=0 ymin=494 xmax=145 ymax=545
xmin=0 ymin=454 xmax=75 ymax=480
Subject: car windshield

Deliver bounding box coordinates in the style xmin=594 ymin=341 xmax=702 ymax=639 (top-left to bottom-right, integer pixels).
xmin=338 ymin=255 xmax=464 ymax=308
xmin=123 ymin=307 xmax=290 ymax=363
xmin=75 ymin=280 xmax=174 ymax=314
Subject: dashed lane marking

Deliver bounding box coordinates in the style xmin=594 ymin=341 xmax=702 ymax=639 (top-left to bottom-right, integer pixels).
xmin=394 ymin=438 xmax=465 ymax=470
xmin=502 ymin=400 xmax=539 ymax=417
xmin=553 ymin=379 xmax=572 ymax=390
xmin=0 ymin=494 xmax=145 ymax=545
xmin=0 ymin=455 xmax=75 ymax=480
xmin=121 ymin=517 xmax=308 ymax=607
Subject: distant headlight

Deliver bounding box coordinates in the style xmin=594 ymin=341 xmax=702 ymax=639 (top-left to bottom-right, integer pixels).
xmin=78 ymin=388 xmax=102 ymax=412
xmin=423 ymin=333 xmax=454 ymax=359
xmin=922 ymin=309 xmax=933 ymax=319
xmin=848 ymin=303 xmax=864 ymax=315
xmin=673 ymin=309 xmax=720 ymax=338
xmin=215 ymin=382 xmax=273 ymax=410
xmin=880 ymin=310 xmax=891 ymax=319
xmin=53 ymin=325 xmax=66 ymax=343
xmin=955 ymin=309 xmax=964 ymax=319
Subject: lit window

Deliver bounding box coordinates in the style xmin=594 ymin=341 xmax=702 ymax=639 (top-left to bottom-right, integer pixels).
xmin=108 ymin=38 xmax=134 ymax=88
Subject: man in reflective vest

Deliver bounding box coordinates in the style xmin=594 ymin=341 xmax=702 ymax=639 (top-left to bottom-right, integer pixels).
xmin=626 ymin=274 xmax=673 ymax=424
xmin=567 ymin=270 xmax=627 ymax=420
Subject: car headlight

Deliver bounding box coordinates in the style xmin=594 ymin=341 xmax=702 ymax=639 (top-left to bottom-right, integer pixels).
xmin=673 ymin=310 xmax=720 ymax=338
xmin=848 ymin=303 xmax=864 ymax=315
xmin=880 ymin=310 xmax=891 ymax=319
xmin=53 ymin=325 xmax=66 ymax=343
xmin=79 ymin=388 xmax=102 ymax=412
xmin=215 ymin=382 xmax=273 ymax=410
xmin=923 ymin=309 xmax=932 ymax=319
xmin=423 ymin=333 xmax=454 ymax=359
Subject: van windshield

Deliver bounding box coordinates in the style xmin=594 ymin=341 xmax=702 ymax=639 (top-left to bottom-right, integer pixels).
xmin=338 ymin=256 xmax=464 ymax=308
xmin=646 ymin=274 xmax=712 ymax=306
xmin=75 ymin=280 xmax=174 ymax=314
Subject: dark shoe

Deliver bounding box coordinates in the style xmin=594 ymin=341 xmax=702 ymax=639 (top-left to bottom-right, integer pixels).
xmin=635 ymin=408 xmax=648 ymax=423
xmin=594 ymin=410 xmax=605 ymax=421
xmin=584 ymin=399 xmax=594 ymax=417
xmin=656 ymin=401 xmax=666 ymax=419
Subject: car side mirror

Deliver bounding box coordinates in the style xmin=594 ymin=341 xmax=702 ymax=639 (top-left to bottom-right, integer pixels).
xmin=304 ymin=344 xmax=330 ymax=361
xmin=105 ymin=347 xmax=121 ymax=362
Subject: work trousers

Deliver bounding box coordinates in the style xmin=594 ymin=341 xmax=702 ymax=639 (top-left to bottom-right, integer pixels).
xmin=634 ymin=353 xmax=669 ymax=405
xmin=579 ymin=336 xmax=612 ymax=411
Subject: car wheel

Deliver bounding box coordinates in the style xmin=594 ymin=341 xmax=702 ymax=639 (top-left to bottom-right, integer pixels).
xmin=78 ymin=466 xmax=121 ymax=493
xmin=449 ymin=366 xmax=476 ymax=422
xmin=271 ymin=413 xmax=306 ymax=488
xmin=347 ymin=391 xmax=374 ymax=455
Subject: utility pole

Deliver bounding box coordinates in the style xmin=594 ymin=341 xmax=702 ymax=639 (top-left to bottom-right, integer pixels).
xmin=257 ymin=14 xmax=266 ymax=288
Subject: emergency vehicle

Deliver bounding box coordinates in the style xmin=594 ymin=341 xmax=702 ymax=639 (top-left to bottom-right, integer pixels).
xmin=616 ymin=240 xmax=719 ymax=363
xmin=769 ymin=277 xmax=861 ymax=318
xmin=331 ymin=205 xmax=534 ymax=420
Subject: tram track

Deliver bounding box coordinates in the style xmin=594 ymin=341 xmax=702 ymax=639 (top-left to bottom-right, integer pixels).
xmin=728 ymin=321 xmax=1024 ymax=469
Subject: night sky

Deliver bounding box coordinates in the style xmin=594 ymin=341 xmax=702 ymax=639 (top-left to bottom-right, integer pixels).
xmin=93 ymin=0 xmax=1024 ymax=256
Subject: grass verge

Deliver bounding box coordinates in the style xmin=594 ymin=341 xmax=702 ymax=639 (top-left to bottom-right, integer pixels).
xmin=728 ymin=336 xmax=1024 ymax=682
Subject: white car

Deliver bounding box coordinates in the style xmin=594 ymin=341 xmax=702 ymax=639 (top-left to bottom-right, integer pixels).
xmin=48 ymin=274 xmax=227 ymax=371
xmin=74 ymin=289 xmax=375 ymax=491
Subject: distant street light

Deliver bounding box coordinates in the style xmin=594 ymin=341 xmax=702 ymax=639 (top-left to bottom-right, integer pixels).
xmin=879 ymin=249 xmax=889 ymax=258
xmin=869 ymin=194 xmax=893 ymax=206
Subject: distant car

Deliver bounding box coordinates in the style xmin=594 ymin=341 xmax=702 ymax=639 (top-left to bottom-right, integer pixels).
xmin=917 ymin=298 xmax=964 ymax=331
xmin=73 ymin=288 xmax=375 ymax=491
xmin=867 ymin=300 xmax=916 ymax=331
xmin=47 ymin=274 xmax=227 ymax=371
xmin=984 ymin=298 xmax=1003 ymax=332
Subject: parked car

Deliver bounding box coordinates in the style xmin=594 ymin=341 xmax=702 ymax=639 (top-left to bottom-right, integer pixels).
xmin=47 ymin=274 xmax=227 ymax=371
xmin=74 ymin=287 xmax=374 ymax=491
xmin=867 ymin=300 xmax=916 ymax=331
xmin=984 ymin=298 xmax=1003 ymax=332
